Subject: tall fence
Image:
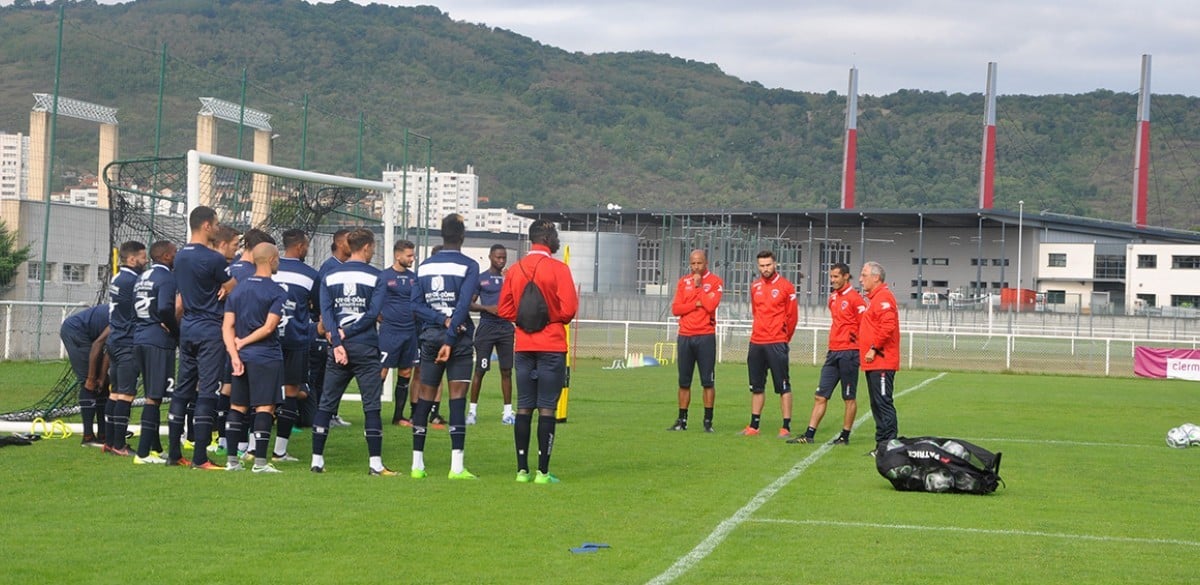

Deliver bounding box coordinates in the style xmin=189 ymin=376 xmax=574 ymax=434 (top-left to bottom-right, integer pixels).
xmin=0 ymin=301 xmax=89 ymax=360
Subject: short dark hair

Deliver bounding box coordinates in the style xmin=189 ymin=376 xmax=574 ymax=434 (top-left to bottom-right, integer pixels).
xmin=756 ymin=250 xmax=775 ymax=260
xmin=188 ymin=206 xmax=217 ymax=231
xmin=489 ymin=244 xmax=506 ymax=254
xmin=281 ymin=229 xmax=307 ymax=250
xmin=243 ymin=228 xmax=276 ymax=249
xmin=831 ymin=262 xmax=851 ymax=277
xmin=215 ymin=225 xmax=241 ymax=244
xmin=119 ymin=240 xmax=146 ymax=262
xmin=529 ymin=219 xmax=557 ymax=246
xmin=441 ymin=214 xmax=465 ymax=246
xmin=347 ymin=228 xmax=374 ymax=252
xmin=394 ymin=239 xmax=415 ymax=253
xmin=431 ymin=245 xmax=443 ymax=255
xmin=330 ymin=228 xmax=350 ymax=252
xmin=149 ymin=240 xmax=175 ymax=263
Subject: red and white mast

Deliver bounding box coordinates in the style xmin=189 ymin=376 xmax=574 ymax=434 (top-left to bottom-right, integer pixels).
xmin=840 ymin=67 xmax=858 ymax=209
xmin=978 ymin=62 xmax=997 ymax=209
xmin=1132 ymin=54 xmax=1151 ymax=228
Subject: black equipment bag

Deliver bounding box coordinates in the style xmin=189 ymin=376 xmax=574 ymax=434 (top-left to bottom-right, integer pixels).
xmin=515 ymin=259 xmax=551 ymax=333
xmin=875 ymin=436 xmax=1003 ymax=494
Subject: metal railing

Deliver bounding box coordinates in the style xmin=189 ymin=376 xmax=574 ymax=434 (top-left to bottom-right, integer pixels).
xmin=0 ymin=301 xmax=90 ymax=360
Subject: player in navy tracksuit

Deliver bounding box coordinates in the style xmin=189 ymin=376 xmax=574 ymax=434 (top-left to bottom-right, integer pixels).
xmin=310 ymin=228 xmax=352 ymax=428
xmin=172 ymin=207 xmax=235 ymax=469
xmin=409 ymin=214 xmax=480 ymax=480
xmin=59 ymin=305 xmax=110 ymax=446
xmin=468 ymin=244 xmax=515 ymax=425
xmin=374 ymin=239 xmax=420 ymax=426
xmin=104 ymin=240 xmax=148 ymax=456
xmin=132 ymin=241 xmax=178 ymax=464
xmin=271 ymin=229 xmax=320 ymax=461
xmin=223 ymin=243 xmax=288 ymax=473
xmin=311 ymin=228 xmax=393 ymax=475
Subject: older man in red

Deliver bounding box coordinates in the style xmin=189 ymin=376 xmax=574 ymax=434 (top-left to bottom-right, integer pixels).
xmin=859 ymin=260 xmax=901 ymax=452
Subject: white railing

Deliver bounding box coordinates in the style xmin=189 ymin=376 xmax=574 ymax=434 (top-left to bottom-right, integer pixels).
xmin=574 ymin=318 xmax=1200 ymax=377
xmin=0 ymin=301 xmax=90 ymax=360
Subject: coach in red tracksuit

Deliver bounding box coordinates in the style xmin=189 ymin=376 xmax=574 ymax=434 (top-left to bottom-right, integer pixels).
xmin=667 ymin=249 xmax=724 ymax=433
xmin=741 ymin=250 xmax=798 ymax=438
xmin=498 ymin=219 xmax=578 ymax=484
xmin=858 ymin=260 xmax=901 ymax=450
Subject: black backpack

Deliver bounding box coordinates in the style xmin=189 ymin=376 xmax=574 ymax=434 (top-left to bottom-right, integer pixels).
xmin=516 ymin=258 xmax=551 ymax=333
xmin=875 ymin=436 xmax=1003 ymax=494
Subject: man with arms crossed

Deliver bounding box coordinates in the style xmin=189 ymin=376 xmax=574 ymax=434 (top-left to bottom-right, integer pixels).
xmin=468 ymin=244 xmax=515 ymax=425
xmin=498 ymin=219 xmax=578 ymax=484
xmin=132 ymin=240 xmax=178 ymax=464
xmin=742 ymin=250 xmax=797 ymax=438
xmin=789 ymin=262 xmax=866 ymax=445
xmin=375 ymin=239 xmax=420 ymax=427
xmin=668 ymin=249 xmax=723 ymax=433
xmin=859 ymin=261 xmax=901 ymax=454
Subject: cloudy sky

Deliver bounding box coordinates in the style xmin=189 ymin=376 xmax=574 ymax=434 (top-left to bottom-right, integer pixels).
xmin=10 ymin=0 xmax=1199 ymax=96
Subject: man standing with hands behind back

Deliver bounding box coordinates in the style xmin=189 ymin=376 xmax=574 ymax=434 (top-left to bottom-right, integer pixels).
xmin=668 ymin=250 xmax=723 ymax=433
xmin=859 ymin=261 xmax=901 ymax=454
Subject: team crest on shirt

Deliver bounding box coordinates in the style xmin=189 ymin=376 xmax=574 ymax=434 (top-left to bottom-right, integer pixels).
xmin=703 ymin=284 xmax=711 ymax=292
xmin=840 ymin=300 xmax=848 ymax=310
xmin=431 ymin=275 xmax=445 ymax=292
xmin=771 ymin=289 xmax=779 ymax=298
xmin=344 ymin=281 xmax=357 ymax=297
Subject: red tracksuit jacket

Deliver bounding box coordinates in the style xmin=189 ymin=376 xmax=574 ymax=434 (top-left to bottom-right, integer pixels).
xmin=750 ymin=273 xmax=797 ymax=344
xmin=859 ymin=283 xmax=901 ymax=371
xmin=828 ymin=284 xmax=867 ymax=351
xmin=497 ymin=245 xmax=578 ymax=353
xmin=672 ymin=271 xmax=723 ymax=336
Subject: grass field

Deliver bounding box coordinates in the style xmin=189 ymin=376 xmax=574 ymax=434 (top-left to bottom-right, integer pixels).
xmin=1 ymin=359 xmax=1198 ymax=584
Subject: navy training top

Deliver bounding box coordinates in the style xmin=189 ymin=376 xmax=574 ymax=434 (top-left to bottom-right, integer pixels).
xmin=320 ymin=260 xmax=381 ymax=348
xmin=225 ymin=275 xmax=287 ymax=364
xmin=133 ymin=263 xmax=178 ymax=349
xmin=275 ymin=256 xmax=321 ymax=349
xmin=175 ymin=244 xmax=232 ymax=342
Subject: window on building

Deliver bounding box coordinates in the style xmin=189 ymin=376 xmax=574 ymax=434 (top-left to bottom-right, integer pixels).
xmin=991 ymin=281 xmax=1009 ymax=289
xmin=1046 ymin=290 xmax=1066 ymax=304
xmin=991 ymin=258 xmax=1009 ymax=267
xmin=910 ymin=279 xmax=929 ymax=288
xmin=1137 ymin=255 xmax=1158 ymax=269
xmin=1171 ymin=295 xmax=1200 ymax=308
xmin=96 ymin=265 xmax=111 ymax=282
xmin=1136 ymin=293 xmax=1156 ymax=307
xmin=1048 ymin=253 xmax=1066 ymax=267
xmin=932 ymin=258 xmax=949 ymax=266
xmin=909 ymin=292 xmax=920 ymax=300
xmin=1094 ymin=255 xmax=1126 ymax=279
xmin=931 ymin=280 xmax=948 ymax=288
xmin=27 ymin=261 xmax=54 ymax=281
xmin=911 ymin=257 xmax=928 ymax=265
xmin=970 ymin=258 xmax=980 ymax=266
xmin=63 ymin=263 xmax=87 ymax=283
xmin=1171 ymin=256 xmax=1200 ymax=269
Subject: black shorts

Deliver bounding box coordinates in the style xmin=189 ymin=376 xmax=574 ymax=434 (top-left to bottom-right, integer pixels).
xmin=107 ymin=344 xmax=140 ymax=398
xmin=747 ymin=342 xmax=791 ymax=395
xmin=515 ymin=351 xmax=566 ymax=410
xmin=474 ymin=320 xmax=514 ymax=372
xmin=379 ymin=328 xmax=419 ymax=369
xmin=221 ymin=354 xmax=233 ymax=385
xmin=320 ymin=342 xmax=384 ymax=413
xmin=418 ymin=328 xmax=474 ymax=386
xmin=231 ymin=360 xmax=285 ymax=408
xmin=62 ymin=333 xmax=92 ymax=384
xmin=817 ymin=349 xmax=859 ymax=400
xmin=137 ymin=345 xmax=177 ymax=401
xmin=676 ymin=334 xmax=716 ymax=389
xmin=176 ymin=337 xmax=226 ymax=402
xmin=282 ymin=346 xmax=309 ymax=386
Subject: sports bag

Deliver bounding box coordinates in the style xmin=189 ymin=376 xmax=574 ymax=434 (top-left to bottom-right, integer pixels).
xmin=875 ymin=436 xmax=1003 ymax=494
xmin=516 ymin=259 xmax=551 ymax=333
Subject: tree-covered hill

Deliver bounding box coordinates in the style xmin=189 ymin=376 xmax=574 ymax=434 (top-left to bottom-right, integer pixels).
xmin=1 ymin=0 xmax=1198 ymax=229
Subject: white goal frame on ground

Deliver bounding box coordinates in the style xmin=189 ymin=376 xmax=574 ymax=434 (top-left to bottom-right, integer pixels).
xmin=186 ymin=150 xmax=398 ymax=403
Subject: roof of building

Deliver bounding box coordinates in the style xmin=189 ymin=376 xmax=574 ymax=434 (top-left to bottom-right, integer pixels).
xmin=515 ymin=207 xmax=1200 ymax=244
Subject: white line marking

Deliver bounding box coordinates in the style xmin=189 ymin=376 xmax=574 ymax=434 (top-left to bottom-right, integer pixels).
xmin=966 ymin=437 xmax=1154 ymax=449
xmin=645 ymin=372 xmax=948 ymax=585
xmin=748 ymin=518 xmax=1200 ymax=548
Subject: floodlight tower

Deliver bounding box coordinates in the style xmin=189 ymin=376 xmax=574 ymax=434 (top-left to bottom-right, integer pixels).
xmin=978 ymin=62 xmax=997 ymax=209
xmin=1131 ymin=55 xmax=1151 ymax=228
xmin=840 ymin=68 xmax=859 ymax=209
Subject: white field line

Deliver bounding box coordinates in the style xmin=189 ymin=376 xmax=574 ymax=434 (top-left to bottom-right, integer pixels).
xmin=748 ymin=518 xmax=1200 ymax=548
xmin=966 ymin=437 xmax=1155 ymax=449
xmin=645 ymin=372 xmax=948 ymax=585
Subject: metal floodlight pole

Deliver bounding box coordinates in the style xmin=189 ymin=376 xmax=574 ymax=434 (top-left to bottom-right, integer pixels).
xmin=151 ymin=43 xmax=167 ymax=239
xmin=300 ymin=93 xmax=309 ymax=170
xmin=36 ymin=4 xmax=66 ymax=358
xmin=356 ymin=112 xmax=365 ymax=179
xmin=594 ymin=205 xmax=601 ymax=293
xmin=1017 ymin=200 xmax=1024 ymax=294
xmin=237 ymin=67 xmax=247 ymax=160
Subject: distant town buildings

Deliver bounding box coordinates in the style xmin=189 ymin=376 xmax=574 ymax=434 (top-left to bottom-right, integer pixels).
xmin=381 ymin=165 xmax=531 ymax=234
xmin=0 ymin=132 xmax=30 ymax=200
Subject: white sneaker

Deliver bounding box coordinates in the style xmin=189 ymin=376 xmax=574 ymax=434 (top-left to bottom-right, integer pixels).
xmin=271 ymin=452 xmax=300 ymax=462
xmin=331 ymin=415 xmax=352 ymax=427
xmin=466 ymin=413 xmax=477 ymax=425
xmin=133 ymin=454 xmax=167 ymax=465
xmin=226 ymin=461 xmax=245 ymax=471
xmin=252 ymin=463 xmax=283 ymax=474
xmin=501 ymin=412 xmax=516 ymax=425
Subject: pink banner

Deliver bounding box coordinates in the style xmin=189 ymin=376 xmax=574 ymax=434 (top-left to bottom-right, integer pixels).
xmin=1134 ymin=346 xmax=1200 ymax=380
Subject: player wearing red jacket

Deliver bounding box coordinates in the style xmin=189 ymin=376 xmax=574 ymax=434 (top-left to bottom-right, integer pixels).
xmin=742 ymin=250 xmax=798 ymax=437
xmin=789 ymin=262 xmax=867 ymax=446
xmin=498 ymin=219 xmax=578 ymax=484
xmin=667 ymin=250 xmax=723 ymax=432
xmin=859 ymin=260 xmax=902 ymax=451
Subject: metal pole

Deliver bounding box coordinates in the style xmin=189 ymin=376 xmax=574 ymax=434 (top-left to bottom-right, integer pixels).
xmin=424 ymin=138 xmax=432 ymax=252
xmin=401 ymin=129 xmax=409 ymax=242
xmin=236 ymin=67 xmax=247 ymax=160
xmin=976 ymin=214 xmax=983 ymax=296
xmin=150 ymin=42 xmax=167 ymax=239
xmin=36 ymin=4 xmax=66 ymax=358
xmin=356 ymin=112 xmax=365 ymax=179
xmin=300 ymin=93 xmax=309 ymax=170
xmin=917 ymin=213 xmax=925 ymax=298
xmin=1017 ymin=200 xmax=1024 ymax=296
xmin=593 ymin=205 xmax=600 ymax=293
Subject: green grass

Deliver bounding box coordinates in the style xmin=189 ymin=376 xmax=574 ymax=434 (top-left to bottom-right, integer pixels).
xmin=1 ymin=359 xmax=1198 ymax=584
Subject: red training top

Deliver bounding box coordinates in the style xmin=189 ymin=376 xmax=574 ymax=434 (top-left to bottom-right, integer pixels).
xmin=859 ymin=282 xmax=901 ymax=371
xmin=497 ymin=244 xmax=578 ymax=353
xmin=828 ymin=283 xmax=867 ymax=351
xmin=671 ymin=271 xmax=723 ymax=336
xmin=750 ymin=273 xmax=797 ymax=344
